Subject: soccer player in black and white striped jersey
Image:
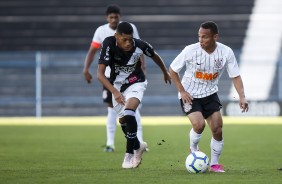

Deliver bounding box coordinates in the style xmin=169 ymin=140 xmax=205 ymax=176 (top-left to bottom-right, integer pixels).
xmin=98 ymin=22 xmax=171 ymax=168
xmin=83 ymin=5 xmax=146 ymax=153
xmin=169 ymin=21 xmax=249 ymax=173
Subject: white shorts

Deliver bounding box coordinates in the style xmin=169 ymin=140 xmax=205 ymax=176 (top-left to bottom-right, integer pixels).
xmin=113 ymin=81 xmax=147 ymax=118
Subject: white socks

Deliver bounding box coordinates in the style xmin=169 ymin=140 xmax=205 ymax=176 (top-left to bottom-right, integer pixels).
xmin=106 ymin=107 xmax=117 ymax=146
xmin=190 ymin=128 xmax=224 ymax=166
xmin=135 ymin=108 xmax=143 ymax=143
xmin=189 ymin=128 xmax=202 ymax=152
xmin=210 ymin=137 xmax=224 ymax=165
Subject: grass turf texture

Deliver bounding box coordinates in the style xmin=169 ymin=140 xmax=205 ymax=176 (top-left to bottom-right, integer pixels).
xmin=0 ymin=117 xmax=282 ymax=184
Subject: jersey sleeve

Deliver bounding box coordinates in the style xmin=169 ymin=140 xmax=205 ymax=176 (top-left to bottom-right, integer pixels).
xmin=140 ymin=40 xmax=155 ymax=57
xmin=131 ymin=24 xmax=140 ymax=39
xmin=98 ymin=38 xmax=112 ymax=66
xmin=226 ymin=48 xmax=240 ymax=78
xmin=91 ymin=26 xmax=103 ymax=49
xmin=170 ymin=46 xmax=189 ymax=73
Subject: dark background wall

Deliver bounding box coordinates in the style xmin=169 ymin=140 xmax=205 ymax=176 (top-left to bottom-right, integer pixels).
xmin=0 ymin=0 xmax=258 ymax=116
xmin=0 ymin=0 xmax=255 ymax=51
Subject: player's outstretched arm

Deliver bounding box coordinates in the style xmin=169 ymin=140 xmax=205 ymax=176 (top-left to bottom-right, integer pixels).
xmin=83 ymin=47 xmax=98 ymax=83
xmin=232 ymin=75 xmax=249 ymax=112
xmin=151 ymin=53 xmax=171 ymax=84
xmin=97 ymin=64 xmax=125 ymax=105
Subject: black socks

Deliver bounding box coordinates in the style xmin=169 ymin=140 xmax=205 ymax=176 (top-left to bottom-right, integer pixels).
xmin=119 ymin=110 xmax=140 ymax=153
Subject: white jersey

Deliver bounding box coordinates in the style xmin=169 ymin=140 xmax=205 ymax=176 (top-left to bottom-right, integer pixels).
xmin=91 ymin=23 xmax=140 ymax=77
xmin=170 ymin=42 xmax=240 ymax=99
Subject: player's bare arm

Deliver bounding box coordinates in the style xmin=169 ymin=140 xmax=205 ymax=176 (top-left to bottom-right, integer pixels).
xmin=151 ymin=53 xmax=171 ymax=84
xmin=140 ymin=54 xmax=146 ymax=75
xmin=83 ymin=46 xmax=98 ymax=83
xmin=232 ymin=75 xmax=249 ymax=112
xmin=169 ymin=67 xmax=193 ymax=104
xmin=97 ymin=64 xmax=125 ymax=105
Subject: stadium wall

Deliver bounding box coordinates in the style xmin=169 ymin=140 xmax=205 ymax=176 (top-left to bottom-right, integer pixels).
xmin=0 ymin=50 xmax=281 ymax=117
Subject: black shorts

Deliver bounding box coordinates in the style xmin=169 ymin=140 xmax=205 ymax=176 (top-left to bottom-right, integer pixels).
xmin=102 ymin=78 xmax=112 ymax=104
xmin=180 ymin=93 xmax=222 ymax=119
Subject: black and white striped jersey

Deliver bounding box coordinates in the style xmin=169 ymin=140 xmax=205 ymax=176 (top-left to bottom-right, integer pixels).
xmin=170 ymin=42 xmax=240 ymax=98
xmin=91 ymin=22 xmax=140 ymax=78
xmin=98 ymin=36 xmax=155 ymax=92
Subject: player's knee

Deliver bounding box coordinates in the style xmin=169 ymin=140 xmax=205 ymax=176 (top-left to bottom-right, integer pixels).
xmin=211 ymin=126 xmax=222 ymax=136
xmin=193 ymin=121 xmax=205 ymax=133
xmin=119 ymin=117 xmax=125 ymax=124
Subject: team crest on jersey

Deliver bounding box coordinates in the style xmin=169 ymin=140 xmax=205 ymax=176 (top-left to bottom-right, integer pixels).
xmin=183 ymin=102 xmax=192 ymax=113
xmin=127 ymin=53 xmax=140 ymax=65
xmin=214 ymin=58 xmax=223 ymax=69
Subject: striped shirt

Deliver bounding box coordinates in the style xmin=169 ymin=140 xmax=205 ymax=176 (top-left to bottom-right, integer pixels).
xmin=98 ymin=36 xmax=155 ymax=92
xmin=170 ymin=42 xmax=240 ymax=99
xmin=91 ymin=23 xmax=140 ymax=77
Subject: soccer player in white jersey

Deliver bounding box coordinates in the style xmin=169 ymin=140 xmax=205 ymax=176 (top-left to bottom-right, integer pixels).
xmin=169 ymin=21 xmax=249 ymax=173
xmin=97 ymin=22 xmax=171 ymax=168
xmin=83 ymin=5 xmax=146 ymax=152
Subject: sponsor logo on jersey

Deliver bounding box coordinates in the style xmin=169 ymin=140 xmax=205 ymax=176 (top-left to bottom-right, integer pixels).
xmin=128 ymin=75 xmax=137 ymax=83
xmin=115 ymin=65 xmax=136 ymax=74
xmin=104 ymin=46 xmax=110 ymax=61
xmin=145 ymin=48 xmax=152 ymax=57
xmin=195 ymin=71 xmax=219 ymax=81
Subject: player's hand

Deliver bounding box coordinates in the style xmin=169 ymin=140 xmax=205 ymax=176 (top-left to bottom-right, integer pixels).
xmin=113 ymin=90 xmax=125 ymax=105
xmin=239 ymin=98 xmax=249 ymax=112
xmin=164 ymin=71 xmax=171 ymax=84
xmin=84 ymin=70 xmax=93 ymax=83
xmin=180 ymin=91 xmax=193 ymax=104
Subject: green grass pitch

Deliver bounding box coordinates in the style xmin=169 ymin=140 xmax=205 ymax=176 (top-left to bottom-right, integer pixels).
xmin=0 ymin=117 xmax=282 ymax=184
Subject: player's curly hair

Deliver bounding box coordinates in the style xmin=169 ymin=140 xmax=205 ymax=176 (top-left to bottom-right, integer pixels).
xmin=106 ymin=4 xmax=121 ymax=15
xmin=201 ymin=21 xmax=219 ymax=35
xmin=117 ymin=22 xmax=133 ymax=35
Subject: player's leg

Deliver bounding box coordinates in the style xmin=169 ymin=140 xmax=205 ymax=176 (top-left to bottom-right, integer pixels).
xmin=114 ymin=81 xmax=148 ymax=168
xmin=135 ymin=105 xmax=150 ymax=152
xmin=118 ymin=97 xmax=140 ymax=169
xmin=187 ymin=112 xmax=205 ymax=152
xmin=180 ymin=99 xmax=205 ymax=153
xmin=206 ymin=111 xmax=224 ymax=172
xmin=204 ymin=93 xmax=224 ymax=172
xmin=103 ymin=87 xmax=117 ymax=152
xmin=124 ymin=98 xmax=147 ymax=168
xmin=124 ymin=98 xmax=140 ymax=154
xmin=135 ymin=107 xmax=143 ymax=143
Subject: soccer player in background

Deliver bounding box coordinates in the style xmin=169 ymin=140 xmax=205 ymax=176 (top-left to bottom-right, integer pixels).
xmin=83 ymin=4 xmax=146 ymax=152
xmin=169 ymin=21 xmax=249 ymax=172
xmin=97 ymin=22 xmax=171 ymax=168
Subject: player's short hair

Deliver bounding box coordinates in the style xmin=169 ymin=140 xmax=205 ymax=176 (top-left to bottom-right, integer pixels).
xmin=106 ymin=4 xmax=121 ymax=15
xmin=200 ymin=21 xmax=219 ymax=35
xmin=117 ymin=22 xmax=133 ymax=35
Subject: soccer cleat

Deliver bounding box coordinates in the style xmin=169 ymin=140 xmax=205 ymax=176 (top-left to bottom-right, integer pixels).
xmin=122 ymin=153 xmax=134 ymax=169
xmin=210 ymin=164 xmax=225 ymax=173
xmin=104 ymin=145 xmax=115 ymax=152
xmin=133 ymin=142 xmax=148 ymax=168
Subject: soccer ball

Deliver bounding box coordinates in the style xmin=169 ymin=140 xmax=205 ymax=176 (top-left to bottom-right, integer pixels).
xmin=185 ymin=151 xmax=210 ymax=173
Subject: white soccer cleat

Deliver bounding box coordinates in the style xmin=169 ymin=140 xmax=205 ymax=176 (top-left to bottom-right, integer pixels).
xmin=133 ymin=142 xmax=148 ymax=168
xmin=122 ymin=153 xmax=134 ymax=169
